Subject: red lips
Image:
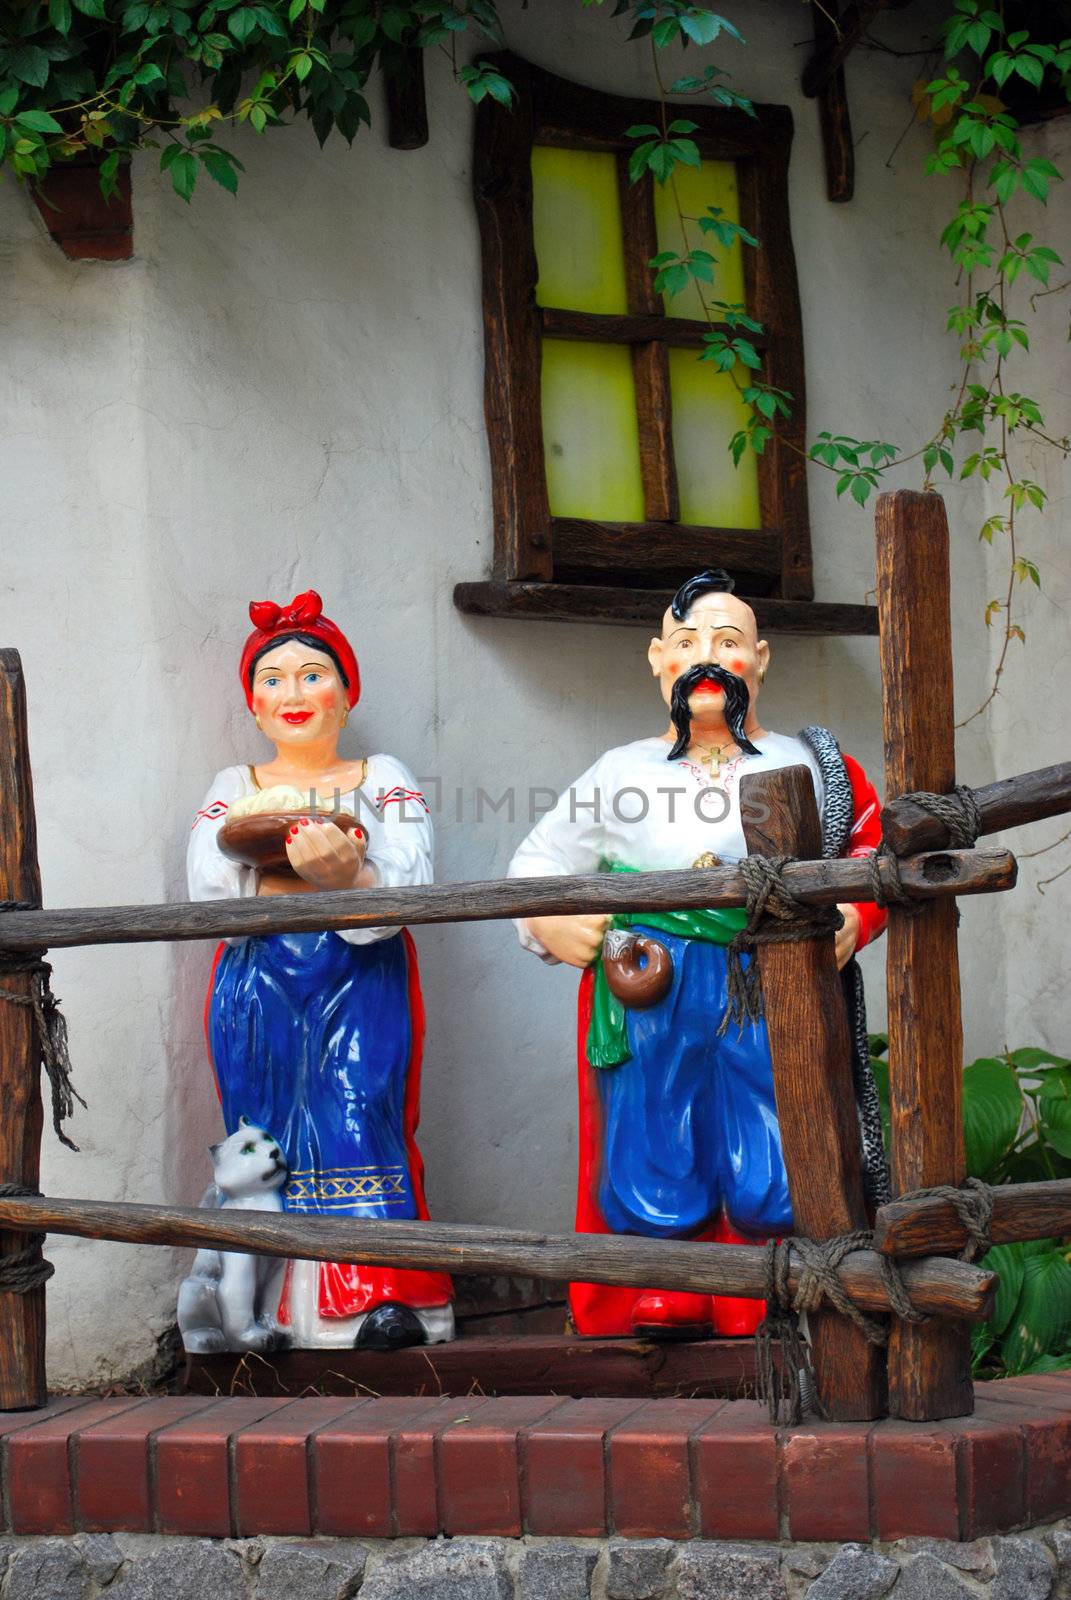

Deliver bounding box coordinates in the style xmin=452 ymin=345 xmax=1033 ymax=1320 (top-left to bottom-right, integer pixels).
xmin=280 ymin=711 xmax=314 ymax=724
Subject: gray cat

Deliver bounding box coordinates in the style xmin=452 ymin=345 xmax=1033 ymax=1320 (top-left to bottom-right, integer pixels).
xmin=177 ymin=1119 xmax=290 ymax=1354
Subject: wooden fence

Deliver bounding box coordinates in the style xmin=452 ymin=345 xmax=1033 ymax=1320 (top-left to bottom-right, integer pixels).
xmin=0 ymin=490 xmax=1068 ymax=1426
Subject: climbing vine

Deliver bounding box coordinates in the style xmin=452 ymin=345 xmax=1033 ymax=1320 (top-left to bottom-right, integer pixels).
xmin=628 ymin=0 xmax=1070 ymax=727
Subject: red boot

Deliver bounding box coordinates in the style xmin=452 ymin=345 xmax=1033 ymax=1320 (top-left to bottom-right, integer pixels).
xmin=630 ymin=1290 xmax=713 ymax=1339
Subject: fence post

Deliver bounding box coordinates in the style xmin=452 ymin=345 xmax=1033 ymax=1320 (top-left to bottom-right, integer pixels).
xmin=0 ymin=650 xmax=47 ymax=1409
xmin=740 ymin=764 xmax=887 ymax=1420
xmin=876 ymin=490 xmax=973 ymax=1421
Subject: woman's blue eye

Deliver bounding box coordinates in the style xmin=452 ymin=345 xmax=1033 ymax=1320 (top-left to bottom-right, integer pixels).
xmin=304 ymin=672 xmax=323 ymax=683
xmin=263 ymin=676 xmax=280 ymax=686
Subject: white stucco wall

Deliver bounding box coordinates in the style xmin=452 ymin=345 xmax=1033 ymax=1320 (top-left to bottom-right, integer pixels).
xmin=0 ymin=0 xmax=1066 ymax=1385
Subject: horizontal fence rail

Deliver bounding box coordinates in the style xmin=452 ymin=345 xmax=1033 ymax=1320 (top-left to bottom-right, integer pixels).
xmin=874 ymin=1177 xmax=1071 ymax=1258
xmin=0 ymin=848 xmax=1017 ymax=950
xmin=0 ymin=1196 xmax=997 ymax=1322
xmin=882 ymin=760 xmax=1071 ymax=856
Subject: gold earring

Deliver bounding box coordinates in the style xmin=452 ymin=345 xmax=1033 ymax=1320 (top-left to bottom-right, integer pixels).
xmin=758 ymin=670 xmax=766 ymax=685
xmin=341 ymin=708 xmax=349 ymax=727
xmin=255 ymin=714 xmax=263 ymax=730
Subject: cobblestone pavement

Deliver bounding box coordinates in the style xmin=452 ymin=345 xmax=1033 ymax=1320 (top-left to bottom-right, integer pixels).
xmin=0 ymin=1528 xmax=1068 ymax=1600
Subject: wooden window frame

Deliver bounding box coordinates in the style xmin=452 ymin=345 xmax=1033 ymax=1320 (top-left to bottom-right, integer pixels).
xmin=471 ymin=52 xmax=811 ymax=603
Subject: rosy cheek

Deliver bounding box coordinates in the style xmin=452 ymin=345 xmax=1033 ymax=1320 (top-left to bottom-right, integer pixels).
xmin=669 ymin=663 xmax=680 ymax=676
xmin=731 ymin=659 xmax=744 ymax=674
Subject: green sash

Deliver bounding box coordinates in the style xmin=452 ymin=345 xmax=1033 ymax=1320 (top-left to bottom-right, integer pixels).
xmin=588 ymin=864 xmax=747 ymax=1069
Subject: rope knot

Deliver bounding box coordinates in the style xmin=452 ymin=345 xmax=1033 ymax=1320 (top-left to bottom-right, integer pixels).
xmin=754 ymin=1231 xmax=928 ymax=1424
xmin=897 ymin=1176 xmax=995 ymax=1263
xmin=720 ymin=855 xmax=843 ymax=1034
xmin=0 ymin=1185 xmax=53 ymax=1295
xmin=0 ymin=905 xmax=84 ymax=1150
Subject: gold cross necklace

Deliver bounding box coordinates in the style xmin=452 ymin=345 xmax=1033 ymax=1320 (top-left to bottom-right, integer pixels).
xmin=697 ymin=739 xmax=739 ymax=777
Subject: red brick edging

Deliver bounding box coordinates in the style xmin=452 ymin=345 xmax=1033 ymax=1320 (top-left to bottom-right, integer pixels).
xmin=2 ymin=1376 xmax=1068 ymax=1543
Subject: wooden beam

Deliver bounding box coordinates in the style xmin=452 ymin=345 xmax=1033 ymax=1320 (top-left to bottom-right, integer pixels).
xmin=539 ymin=308 xmax=758 ymax=350
xmin=454 ymin=581 xmax=878 ymax=634
xmin=877 ymin=489 xmax=973 ymax=1421
xmin=875 ymin=1178 xmax=1071 ymax=1258
xmin=186 ymin=1332 xmax=766 ymax=1401
xmin=736 ymin=114 xmax=812 ymax=598
xmin=550 ymin=519 xmax=781 ymax=589
xmin=802 ymin=1 xmax=891 ymax=99
xmin=0 ymin=848 xmax=1017 ymax=952
xmin=473 ymin=58 xmax=553 ymax=581
xmin=882 ymin=761 xmax=1071 ymax=856
xmin=382 ymin=46 xmax=428 ymax=150
xmin=812 ymin=0 xmax=855 ymax=202
xmin=741 ymin=765 xmax=886 ymax=1419
xmin=0 ymin=1194 xmax=997 ymax=1322
xmin=0 ymin=650 xmax=47 ymax=1410
xmin=616 ymin=159 xmax=679 ymax=523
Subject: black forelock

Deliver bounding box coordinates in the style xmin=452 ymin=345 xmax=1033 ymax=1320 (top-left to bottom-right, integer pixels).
xmin=669 ymin=569 xmax=736 ymax=623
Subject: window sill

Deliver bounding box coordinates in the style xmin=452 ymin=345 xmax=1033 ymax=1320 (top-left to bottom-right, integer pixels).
xmin=453 ymin=581 xmax=878 ymax=636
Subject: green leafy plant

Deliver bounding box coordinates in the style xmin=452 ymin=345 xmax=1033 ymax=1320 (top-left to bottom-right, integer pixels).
xmin=0 ymin=0 xmax=524 ymax=202
xmin=869 ymin=1038 xmax=1071 ymax=1377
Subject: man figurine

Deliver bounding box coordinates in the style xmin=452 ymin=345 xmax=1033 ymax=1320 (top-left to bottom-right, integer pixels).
xmin=508 ymin=570 xmax=888 ymax=1340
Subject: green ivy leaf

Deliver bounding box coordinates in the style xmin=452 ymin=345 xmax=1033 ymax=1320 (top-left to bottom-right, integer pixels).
xmin=6 ymin=46 xmax=51 ymax=88
xmin=14 ymin=108 xmax=63 ymax=133
xmin=200 ymin=144 xmax=240 ymax=191
xmin=227 ymin=6 xmax=257 ymax=39
xmin=48 ymin=0 xmax=74 ymax=34
xmin=161 ymin=143 xmax=198 ymax=199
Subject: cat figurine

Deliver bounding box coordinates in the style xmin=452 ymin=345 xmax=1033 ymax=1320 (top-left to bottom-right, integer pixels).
xmin=177 ymin=1119 xmax=290 ymax=1354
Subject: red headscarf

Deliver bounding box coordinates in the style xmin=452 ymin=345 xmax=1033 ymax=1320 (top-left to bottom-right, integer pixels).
xmin=240 ymin=590 xmax=360 ymax=709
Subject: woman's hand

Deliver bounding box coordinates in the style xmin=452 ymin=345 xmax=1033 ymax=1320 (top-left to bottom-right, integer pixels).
xmin=285 ymin=819 xmax=368 ymax=892
xmin=835 ymin=903 xmax=861 ymax=970
xmin=525 ymin=913 xmax=611 ymax=968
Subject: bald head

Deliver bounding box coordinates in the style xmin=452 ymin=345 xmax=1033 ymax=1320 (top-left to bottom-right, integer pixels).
xmin=660 ymin=589 xmax=759 ymax=644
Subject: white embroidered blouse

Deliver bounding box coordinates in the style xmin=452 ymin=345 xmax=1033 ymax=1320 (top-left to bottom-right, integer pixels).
xmin=186 ymin=753 xmax=432 ymax=944
xmin=508 ymin=732 xmax=824 ymax=961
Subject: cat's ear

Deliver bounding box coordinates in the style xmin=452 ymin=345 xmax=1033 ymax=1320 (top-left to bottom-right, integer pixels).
xmin=238 ymin=1115 xmax=250 ymax=1127
xmin=208 ymin=1142 xmax=222 ymax=1158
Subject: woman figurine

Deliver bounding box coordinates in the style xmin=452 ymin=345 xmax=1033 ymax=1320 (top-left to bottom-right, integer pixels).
xmin=187 ymin=590 xmax=453 ymax=1350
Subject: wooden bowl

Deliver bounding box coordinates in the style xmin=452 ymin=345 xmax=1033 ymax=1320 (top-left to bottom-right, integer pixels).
xmin=217 ymin=811 xmax=363 ymax=873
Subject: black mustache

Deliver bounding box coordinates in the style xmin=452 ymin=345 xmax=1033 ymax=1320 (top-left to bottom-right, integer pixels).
xmin=667 ymin=664 xmax=760 ymax=762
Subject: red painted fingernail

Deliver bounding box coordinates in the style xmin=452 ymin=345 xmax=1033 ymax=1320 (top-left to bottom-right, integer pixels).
xmin=301 ymin=817 xmax=311 ymax=827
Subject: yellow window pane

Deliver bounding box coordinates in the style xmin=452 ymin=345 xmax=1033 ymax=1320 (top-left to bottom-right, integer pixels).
xmin=541 ymin=339 xmax=645 ymax=521
xmin=532 ymin=145 xmax=629 ymax=314
xmin=653 ymin=160 xmax=746 ymax=320
xmin=668 ymin=347 xmax=760 ymax=527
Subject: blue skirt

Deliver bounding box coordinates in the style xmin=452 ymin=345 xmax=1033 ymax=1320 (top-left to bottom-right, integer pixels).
xmin=208 ymin=930 xmax=419 ymax=1222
